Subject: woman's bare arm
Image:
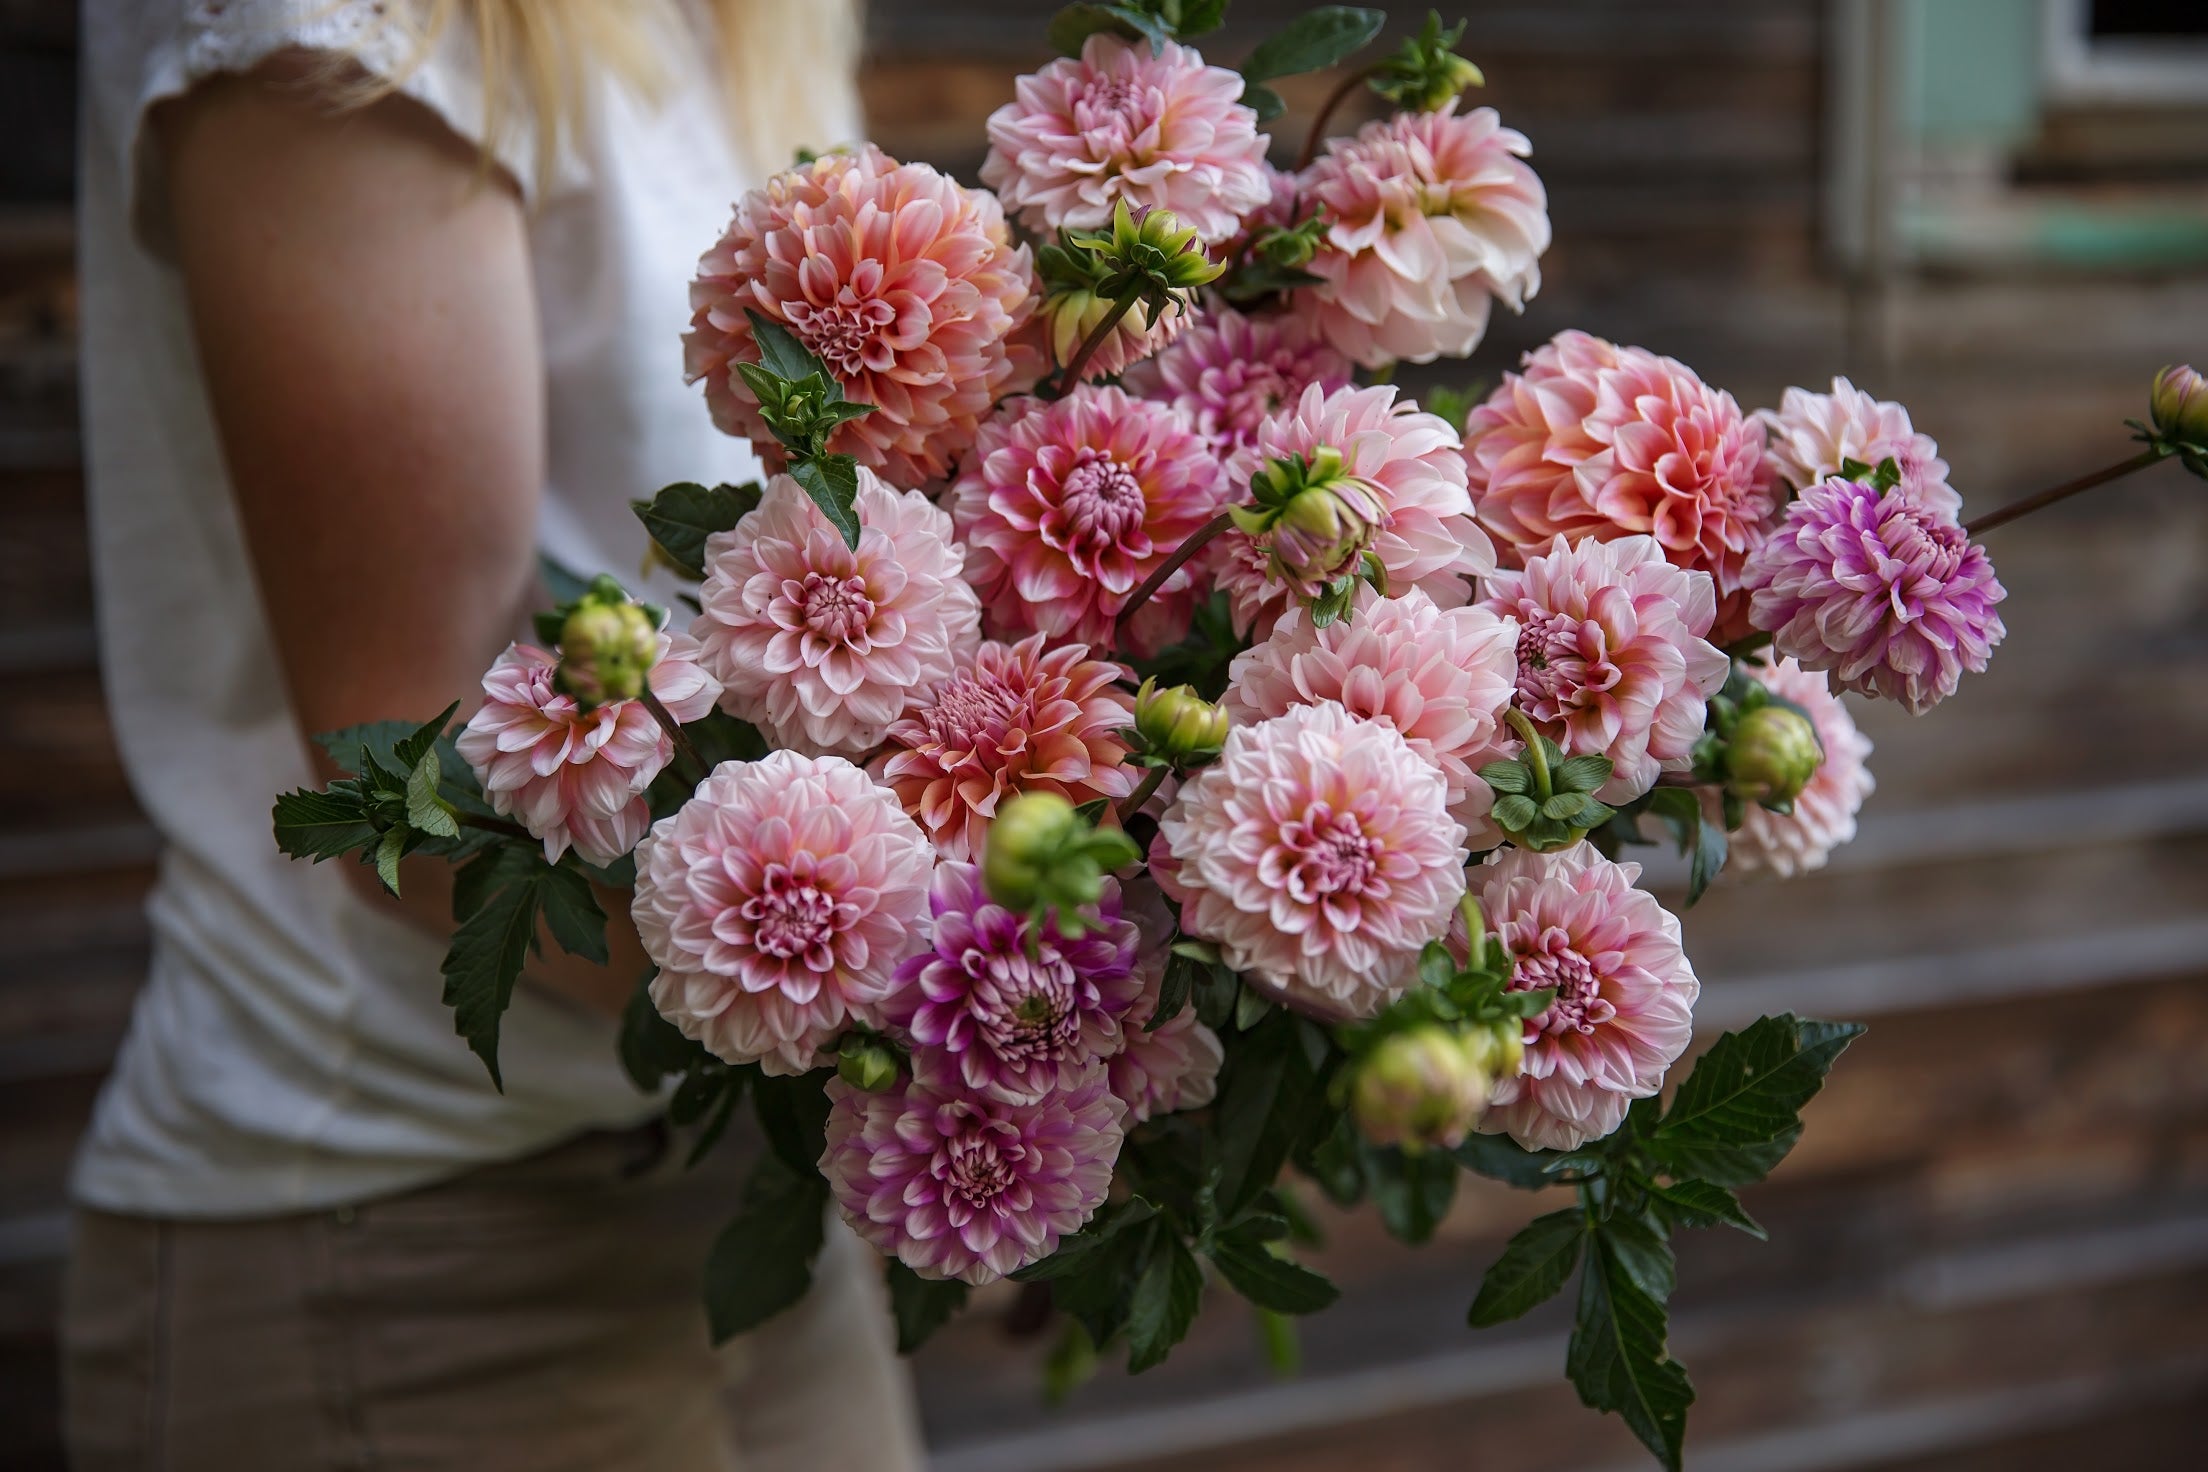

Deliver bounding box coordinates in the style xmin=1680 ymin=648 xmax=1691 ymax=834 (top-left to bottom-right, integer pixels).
xmin=160 ymin=62 xmax=641 ymax=1016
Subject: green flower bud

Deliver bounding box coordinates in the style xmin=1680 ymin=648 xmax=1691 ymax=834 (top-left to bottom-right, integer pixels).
xmin=1370 ymin=13 xmax=1487 ymax=113
xmin=1350 ymin=1026 xmax=1493 ymax=1153
xmin=1133 ymin=677 xmax=1230 ymax=764
xmin=557 ymin=584 xmax=659 ymax=707
xmin=837 ymin=1035 xmax=903 ymax=1093
xmin=1724 ymin=702 xmax=1824 ymax=805
xmin=2150 ymin=364 xmax=2208 ymax=448
xmin=980 ymin=792 xmax=1140 ymax=937
xmin=1230 ymin=448 xmax=1387 ymax=594
xmin=1460 ymin=1018 xmax=1524 ymax=1082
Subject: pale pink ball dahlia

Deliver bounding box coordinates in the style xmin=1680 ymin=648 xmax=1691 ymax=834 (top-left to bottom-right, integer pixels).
xmin=882 ymin=862 xmax=1144 ymax=1107
xmin=950 ymin=386 xmax=1226 ymax=659
xmin=1480 ymin=534 xmax=1729 ymax=802
xmin=822 ymin=1062 xmax=1126 ymax=1285
xmin=1156 ymin=700 xmax=1468 ymax=1020
xmin=1299 ymin=101 xmax=1550 ymax=367
xmin=1728 ymin=658 xmax=1875 ymax=878
xmin=1742 ymin=477 xmax=2006 ymax=715
xmin=634 ymin=752 xmax=935 ymax=1076
xmin=1121 ymin=305 xmax=1356 ymax=457
xmin=1108 ymin=878 xmax=1224 ymax=1123
xmin=1474 ymin=845 xmax=1699 ymax=1152
xmin=1224 ymin=586 xmax=1520 ymax=846
xmin=879 ymin=635 xmax=1137 ymax=862
xmin=685 ymin=146 xmax=1041 ymax=486
xmin=1758 ymin=378 xmax=1958 ymax=515
xmin=457 ymin=634 xmax=721 ymax=867
xmin=1215 ymin=382 xmax=1496 ymax=639
xmin=692 ymin=472 xmax=980 ymax=757
xmin=981 ymin=35 xmax=1272 ymax=245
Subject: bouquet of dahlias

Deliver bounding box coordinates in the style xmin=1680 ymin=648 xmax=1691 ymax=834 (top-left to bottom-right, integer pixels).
xmin=271 ymin=6 xmax=2208 ymax=1465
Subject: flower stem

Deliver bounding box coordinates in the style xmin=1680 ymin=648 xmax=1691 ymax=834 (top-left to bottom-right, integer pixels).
xmin=641 ymin=689 xmax=707 ymax=786
xmin=457 ymin=811 xmax=534 ymax=843
xmin=1051 ymin=292 xmax=1141 ymax=398
xmin=1114 ymin=510 xmax=1236 ymax=645
xmin=1117 ymin=766 xmax=1170 ymax=823
xmin=1963 ymin=445 xmax=2167 ymax=536
xmin=1503 ymin=708 xmax=1550 ymax=798
xmin=1297 ymin=65 xmax=1380 ymax=170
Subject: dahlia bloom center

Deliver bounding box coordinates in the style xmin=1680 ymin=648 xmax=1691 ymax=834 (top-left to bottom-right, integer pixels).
xmin=974 ymin=946 xmax=1082 ymax=1062
xmin=1512 ymin=929 xmax=1616 ymax=1037
xmin=1514 ymin=608 xmax=1615 ymax=720
xmin=1271 ymin=805 xmax=1383 ymax=903
xmin=939 ymin=1121 xmax=1026 ymax=1213
xmin=738 ymin=861 xmax=843 ymax=965
xmin=1843 ymin=500 xmax=1970 ymax=613
xmin=1074 ymin=75 xmax=1145 ymax=144
xmin=785 ymin=278 xmax=899 ymax=379
xmin=793 ymin=571 xmax=878 ymax=645
xmin=1055 ymin=452 xmax=1150 ymax=554
xmin=921 ymin=668 xmax=1029 ymax=749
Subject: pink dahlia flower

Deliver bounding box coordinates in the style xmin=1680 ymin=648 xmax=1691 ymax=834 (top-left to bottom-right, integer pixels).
xmin=457 ymin=634 xmax=721 ymax=867
xmin=822 ymin=1062 xmax=1126 ymax=1285
xmin=1474 ymin=845 xmax=1699 ymax=1152
xmin=1728 ymin=658 xmax=1875 ymax=877
xmin=879 ymin=635 xmax=1137 ymax=862
xmin=1299 ymin=101 xmax=1550 ymax=367
xmin=950 ymin=386 xmax=1226 ymax=659
xmin=1213 ymin=162 xmax=1304 ymax=265
xmin=1463 ymin=329 xmax=1620 ymax=555
xmin=1121 ymin=305 xmax=1356 ymax=457
xmin=1481 ymin=534 xmax=1729 ymax=802
xmin=685 ymin=146 xmax=1041 ymax=486
xmin=1758 ymin=378 xmax=1958 ymax=515
xmin=634 ymin=751 xmax=935 ymax=1076
xmin=692 ymin=471 xmax=980 ymax=757
xmin=1223 ymin=586 xmax=1520 ymax=847
xmin=1156 ymin=700 xmax=1468 ymax=1020
xmin=1108 ymin=878 xmax=1224 ymax=1123
xmin=1215 ymin=382 xmax=1496 ymax=639
xmin=1741 ymin=477 xmax=2006 ymax=715
xmin=981 ymin=35 xmax=1272 ymax=245
xmin=881 ymin=862 xmax=1145 ymax=1106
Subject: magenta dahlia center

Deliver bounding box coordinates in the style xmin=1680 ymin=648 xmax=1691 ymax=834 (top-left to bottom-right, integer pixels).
xmin=784 ymin=291 xmax=896 ymax=379
xmin=741 ymin=864 xmax=841 ymax=962
xmin=939 ymin=1126 xmax=1021 ymax=1209
xmin=1273 ymin=806 xmax=1381 ymax=902
xmin=919 ymin=671 xmax=1028 ymax=751
xmin=1512 ymin=936 xmax=1615 ymax=1037
xmin=1055 ymin=452 xmax=1149 ymax=554
xmin=973 ymin=946 xmax=1082 ymax=1062
xmin=797 ymin=571 xmax=876 ymax=644
xmin=1514 ymin=610 xmax=1604 ymax=719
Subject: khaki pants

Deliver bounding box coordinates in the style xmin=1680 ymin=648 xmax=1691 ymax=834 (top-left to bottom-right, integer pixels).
xmin=60 ymin=1125 xmax=926 ymax=1471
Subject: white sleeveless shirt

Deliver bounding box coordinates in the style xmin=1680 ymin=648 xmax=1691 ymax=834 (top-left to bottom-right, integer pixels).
xmin=75 ymin=0 xmax=800 ymax=1215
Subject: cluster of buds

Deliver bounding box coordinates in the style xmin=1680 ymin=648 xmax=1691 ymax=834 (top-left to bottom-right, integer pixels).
xmin=1231 ymin=447 xmax=1389 ymax=609
xmin=2147 ymin=364 xmax=2208 ymax=480
xmin=1368 ymin=11 xmax=1486 ymax=113
xmin=542 ymin=574 xmax=665 ymax=709
xmin=980 ymin=791 xmax=1142 ymax=939
xmin=1127 ymin=677 xmax=1231 ymax=767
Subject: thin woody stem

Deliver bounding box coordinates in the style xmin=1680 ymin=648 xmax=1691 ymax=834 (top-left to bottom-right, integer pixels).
xmin=1297 ymin=65 xmax=1380 ymax=170
xmin=641 ymin=689 xmax=707 ymax=786
xmin=1051 ymin=292 xmax=1141 ymax=397
xmin=456 ymin=811 xmax=534 ymax=842
xmin=1114 ymin=510 xmax=1236 ymax=645
xmin=1116 ymin=766 xmax=1170 ymax=823
xmin=1963 ymin=446 xmax=2165 ymax=536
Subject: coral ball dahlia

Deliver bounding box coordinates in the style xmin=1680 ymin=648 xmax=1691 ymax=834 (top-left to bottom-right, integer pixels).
xmin=950 ymin=386 xmax=1226 ymax=659
xmin=1121 ymin=305 xmax=1356 ymax=458
xmin=1727 ymin=658 xmax=1876 ymax=878
xmin=457 ymin=633 xmax=721 ymax=867
xmin=1156 ymin=700 xmax=1469 ymax=1020
xmin=690 ymin=471 xmax=980 ymax=758
xmin=822 ymin=1062 xmax=1126 ymax=1285
xmin=1300 ymin=100 xmax=1550 ymax=368
xmin=1474 ymin=845 xmax=1699 ymax=1152
xmin=685 ymin=145 xmax=1040 ymax=486
xmin=981 ymin=35 xmax=1273 ymax=245
xmin=634 ymin=751 xmax=935 ymax=1076
xmin=879 ymin=635 xmax=1136 ymax=862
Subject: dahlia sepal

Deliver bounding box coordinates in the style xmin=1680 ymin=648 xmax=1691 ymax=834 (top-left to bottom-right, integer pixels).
xmin=1368 ymin=11 xmax=1486 ymax=111
xmin=836 ymin=1034 xmax=904 ymax=1094
xmin=1482 ymin=712 xmax=1617 ymax=853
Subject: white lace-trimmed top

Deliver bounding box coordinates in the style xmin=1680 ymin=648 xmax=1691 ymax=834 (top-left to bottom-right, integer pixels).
xmin=74 ymin=0 xmax=799 ymax=1215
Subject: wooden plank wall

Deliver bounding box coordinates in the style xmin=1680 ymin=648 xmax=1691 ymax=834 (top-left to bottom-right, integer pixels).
xmin=4 ymin=3 xmax=2206 ymax=1468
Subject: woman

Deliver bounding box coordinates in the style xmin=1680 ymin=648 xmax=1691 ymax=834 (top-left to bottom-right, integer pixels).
xmin=65 ymin=2 xmax=925 ymax=1467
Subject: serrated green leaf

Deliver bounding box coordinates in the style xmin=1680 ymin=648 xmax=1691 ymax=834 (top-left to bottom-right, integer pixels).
xmin=1240 ymin=5 xmax=1386 ymax=83
xmin=1568 ymin=1226 xmax=1694 ymax=1472
xmin=1211 ymin=1010 xmax=1329 ymax=1214
xmin=1554 ymin=754 xmax=1614 ymax=792
xmin=536 ymin=862 xmax=609 ymax=964
xmin=631 ymin=480 xmax=762 ymax=579
xmin=1453 ymin=1131 xmax=1572 ymax=1189
xmin=788 ymin=455 xmax=863 ymax=550
xmin=1650 ymin=1015 xmax=1866 ymax=1186
xmin=373 ymin=826 xmax=408 ymax=896
xmin=1368 ymin=1144 xmax=1458 ymax=1245
xmin=1646 ymin=786 xmax=1726 ymax=905
xmin=404 ymin=748 xmax=460 ymax=838
xmin=1467 ymin=1208 xmax=1583 ymax=1326
xmin=1600 ymin=1209 xmax=1677 ymax=1302
xmin=1125 ymin=1229 xmax=1204 ymax=1372
xmin=439 ymin=851 xmax=548 ymax=1090
xmin=1479 ymin=759 xmax=1531 ymax=794
xmin=1208 ymin=1233 xmax=1339 ymax=1315
xmin=1234 ymin=983 xmax=1272 ymax=1032
xmin=1647 ymin=1179 xmax=1766 ymax=1239
xmin=1150 ymin=947 xmax=1198 ymax=1032
xmin=745 ymin=308 xmax=830 ymax=383
xmin=271 ymin=787 xmax=378 ymax=862
xmin=1073 ymin=796 xmax=1112 ymax=823
xmin=1014 ymin=1198 xmax=1160 ymax=1282
xmin=703 ymin=1154 xmax=829 ymax=1343
xmin=1492 ymin=794 xmax=1539 ymax=830
xmin=1240 ymin=79 xmax=1286 ymax=121
xmin=885 ymin=1261 xmax=970 ymax=1353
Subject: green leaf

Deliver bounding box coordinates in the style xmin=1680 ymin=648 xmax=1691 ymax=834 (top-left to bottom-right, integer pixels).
xmin=1491 ymin=794 xmax=1539 ymax=831
xmin=1541 ymin=791 xmax=1588 ymax=822
xmin=1600 ymin=1209 xmax=1677 ymax=1302
xmin=1150 ymin=946 xmax=1198 ymax=1032
xmin=1478 ymin=759 xmax=1531 ymax=795
xmin=536 ymin=862 xmax=609 ymax=964
xmin=1233 ymin=982 xmax=1273 ymax=1032
xmin=271 ymin=787 xmax=378 ymax=862
xmin=439 ymin=848 xmax=551 ymax=1090
xmin=745 ymin=308 xmax=830 ymax=384
xmin=1568 ymin=1223 xmax=1694 ymax=1472
xmin=1467 ymin=1208 xmax=1584 ymax=1326
xmin=631 ymin=480 xmax=762 ymax=579
xmin=752 ymin=1068 xmax=835 ymax=1178
xmin=1047 ymin=1 xmax=1168 ymax=55
xmin=1453 ymin=1131 xmax=1572 ymax=1189
xmin=539 ymin=552 xmax=592 ymax=606
xmin=1646 ymin=786 xmax=1726 ymax=905
xmin=1208 ymin=1233 xmax=1340 ymax=1315
xmin=1368 ymin=1145 xmax=1457 ymax=1245
xmin=1240 ymin=79 xmax=1286 ymax=121
xmin=1240 ymin=6 xmax=1386 ymax=84
xmin=618 ymin=969 xmax=708 ymax=1091
xmin=1650 ymin=1015 xmax=1866 ymax=1186
xmin=1211 ymin=1010 xmax=1330 ymax=1215
xmin=1647 ymin=1179 xmax=1766 ymax=1239
xmin=788 ymin=455 xmax=863 ymax=550
xmin=885 ymin=1261 xmax=970 ymax=1353
xmin=1013 ymin=1198 xmax=1159 ymax=1282
xmin=702 ymin=1154 xmax=829 ymax=1343
xmin=404 ymin=748 xmax=460 ymax=838
xmin=1125 ymin=1229 xmax=1204 ymax=1372
xmin=1554 ymin=754 xmax=1614 ymax=792
xmin=373 ymin=826 xmax=408 ymax=896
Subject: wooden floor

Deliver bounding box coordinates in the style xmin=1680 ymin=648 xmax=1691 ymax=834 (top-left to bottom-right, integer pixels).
xmin=5 ymin=3 xmax=2208 ymax=1467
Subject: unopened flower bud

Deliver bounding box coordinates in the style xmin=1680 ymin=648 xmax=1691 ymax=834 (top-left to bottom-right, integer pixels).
xmin=837 ymin=1036 xmax=902 ymax=1093
xmin=2150 ymin=364 xmax=2208 ymax=448
xmin=1134 ymin=678 xmax=1230 ymax=764
xmin=1724 ymin=702 xmax=1824 ymax=805
xmin=1371 ymin=14 xmax=1487 ymax=113
xmin=1041 ymin=283 xmax=1176 ymax=382
xmin=1232 ymin=449 xmax=1386 ymax=593
xmin=1350 ymin=1026 xmax=1493 ymax=1153
xmin=980 ymin=792 xmax=1139 ymax=935
xmin=558 ymin=586 xmax=658 ymax=707
xmin=1093 ymin=200 xmax=1225 ymax=291
xmin=1461 ymin=1018 xmax=1524 ymax=1082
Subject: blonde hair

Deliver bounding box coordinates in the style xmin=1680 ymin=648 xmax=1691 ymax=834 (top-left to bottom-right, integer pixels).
xmin=369 ymin=0 xmax=863 ymax=189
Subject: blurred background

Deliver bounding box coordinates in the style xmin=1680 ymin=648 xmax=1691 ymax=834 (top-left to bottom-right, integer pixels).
xmin=4 ymin=1 xmax=2206 ymax=1467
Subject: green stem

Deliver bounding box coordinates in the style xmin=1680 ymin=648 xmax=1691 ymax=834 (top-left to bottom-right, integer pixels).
xmin=641 ymin=689 xmax=707 ymax=786
xmin=1114 ymin=510 xmax=1235 ymax=646
xmin=1051 ymin=291 xmax=1141 ymax=397
xmin=1503 ymin=708 xmax=1551 ymax=799
xmin=1117 ymin=765 xmax=1170 ymax=823
xmin=1297 ymin=64 xmax=1381 ymax=170
xmin=1963 ymin=445 xmax=2166 ymax=536
xmin=456 ymin=811 xmax=534 ymax=843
